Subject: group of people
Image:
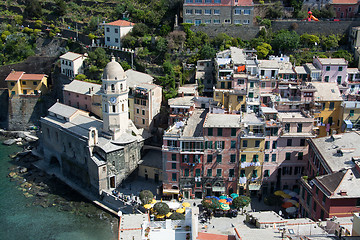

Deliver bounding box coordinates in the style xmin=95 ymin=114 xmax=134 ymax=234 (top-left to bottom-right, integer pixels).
xmin=112 ymin=189 xmax=141 ymax=207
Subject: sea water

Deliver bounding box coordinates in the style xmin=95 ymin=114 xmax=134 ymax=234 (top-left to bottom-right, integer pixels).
xmin=0 ymin=142 xmax=116 ymax=240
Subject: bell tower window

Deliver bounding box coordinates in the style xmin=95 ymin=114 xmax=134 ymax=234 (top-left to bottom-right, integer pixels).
xmin=111 ymin=84 xmax=115 ymax=92
xmin=112 ymin=105 xmax=116 ymax=113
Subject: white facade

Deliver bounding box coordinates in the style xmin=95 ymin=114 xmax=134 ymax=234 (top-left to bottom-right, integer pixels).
xmin=101 ymin=57 xmax=129 ymax=137
xmin=104 ymin=20 xmax=134 ymax=48
xmin=60 ymin=52 xmax=87 ymax=78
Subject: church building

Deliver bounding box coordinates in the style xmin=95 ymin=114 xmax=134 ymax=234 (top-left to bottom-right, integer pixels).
xmin=40 ymin=57 xmax=144 ymax=195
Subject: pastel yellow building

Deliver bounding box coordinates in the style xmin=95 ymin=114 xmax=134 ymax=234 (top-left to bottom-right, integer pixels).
xmin=312 ymin=82 xmax=343 ymax=137
xmin=238 ymin=113 xmax=265 ymax=196
xmin=213 ymin=89 xmax=247 ymax=112
xmin=6 ymin=71 xmax=48 ymax=97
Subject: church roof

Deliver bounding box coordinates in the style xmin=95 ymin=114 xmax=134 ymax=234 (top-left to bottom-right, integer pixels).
xmin=102 ymin=57 xmax=126 ymax=81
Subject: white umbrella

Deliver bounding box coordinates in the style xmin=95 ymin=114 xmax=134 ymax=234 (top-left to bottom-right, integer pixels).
xmin=289 ymin=192 xmax=298 ymax=197
xmin=167 ymin=201 xmax=180 ymax=210
xmin=286 ymin=207 xmax=297 ymax=214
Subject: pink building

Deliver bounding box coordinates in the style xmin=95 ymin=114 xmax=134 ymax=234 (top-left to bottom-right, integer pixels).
xmin=313 ymin=57 xmax=348 ymax=85
xmin=63 ymin=80 xmax=102 ymax=118
xmin=275 ymin=112 xmax=315 ymax=191
xmin=332 ymin=0 xmax=360 ymax=19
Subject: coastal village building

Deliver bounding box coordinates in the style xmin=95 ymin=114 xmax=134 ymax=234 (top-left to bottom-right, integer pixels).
xmin=40 ymin=57 xmax=144 ymax=195
xmin=300 ymin=132 xmax=360 ymax=220
xmin=168 ymin=96 xmax=195 ymax=125
xmin=138 ymin=150 xmax=163 ymax=182
xmin=195 ymin=59 xmax=214 ymax=96
xmin=342 ymin=101 xmax=360 ymax=130
xmin=126 ymin=69 xmax=162 ymax=131
xmin=312 ymin=82 xmax=343 ymax=137
xmin=63 ymin=80 xmax=102 ymax=118
xmin=103 ymin=20 xmax=134 ymax=49
xmin=331 ymin=0 xmax=360 ymax=19
xmin=183 ymin=0 xmax=254 ymax=26
xmin=59 ymin=52 xmax=87 ymax=78
xmin=5 ymin=70 xmax=48 ymax=97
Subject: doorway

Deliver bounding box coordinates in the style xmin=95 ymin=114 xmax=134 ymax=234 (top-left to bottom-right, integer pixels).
xmin=110 ymin=176 xmax=116 ymax=188
xmin=154 ymin=174 xmax=159 ymax=183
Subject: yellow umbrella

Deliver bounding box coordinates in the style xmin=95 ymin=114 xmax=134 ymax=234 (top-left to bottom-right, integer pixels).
xmin=156 ymin=214 xmax=165 ymax=219
xmin=176 ymin=208 xmax=185 ymax=213
xmin=166 ymin=212 xmax=173 ymax=217
xmin=281 ymin=194 xmax=292 ymax=199
xmin=144 ymin=204 xmax=152 ymax=209
xmin=274 ymin=190 xmax=284 ymax=196
xmin=182 ymin=202 xmax=191 ymax=208
xmin=150 ymin=199 xmax=157 ymax=204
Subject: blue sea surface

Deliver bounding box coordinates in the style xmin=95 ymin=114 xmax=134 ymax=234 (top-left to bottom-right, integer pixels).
xmin=0 ymin=142 xmax=116 ymax=240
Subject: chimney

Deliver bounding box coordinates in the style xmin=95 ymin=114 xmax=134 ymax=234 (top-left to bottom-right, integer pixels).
xmin=89 ymin=88 xmax=92 ymax=94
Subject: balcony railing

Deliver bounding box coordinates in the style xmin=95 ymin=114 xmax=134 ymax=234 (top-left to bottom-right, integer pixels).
xmin=162 ymin=146 xmax=180 ymax=151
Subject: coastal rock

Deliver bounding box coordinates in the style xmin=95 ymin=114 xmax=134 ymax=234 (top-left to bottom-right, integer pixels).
xmin=8 ymin=172 xmax=17 ymax=178
xmin=36 ymin=192 xmax=49 ymax=197
xmin=19 ymin=167 xmax=28 ymax=173
xmin=3 ymin=139 xmax=17 ymax=145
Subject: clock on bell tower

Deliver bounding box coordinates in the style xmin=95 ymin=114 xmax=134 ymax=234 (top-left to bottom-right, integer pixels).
xmin=101 ymin=57 xmax=129 ymax=137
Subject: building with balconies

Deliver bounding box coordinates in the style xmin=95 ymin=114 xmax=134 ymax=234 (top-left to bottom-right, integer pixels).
xmin=346 ymin=68 xmax=360 ymax=99
xmin=183 ymin=0 xmax=254 ymax=26
xmin=342 ymin=101 xmax=360 ymax=130
xmin=312 ymin=82 xmax=343 ymax=137
xmin=261 ymin=107 xmax=280 ymax=195
xmin=202 ymin=113 xmax=241 ymax=197
xmin=162 ymin=108 xmax=207 ymax=199
xmin=239 ymin=112 xmax=265 ymax=196
xmin=168 ymin=96 xmax=195 ymax=125
xmin=276 ymin=112 xmax=316 ymax=192
xmin=196 ymin=59 xmax=214 ymax=96
xmin=299 ymin=132 xmax=360 ymax=220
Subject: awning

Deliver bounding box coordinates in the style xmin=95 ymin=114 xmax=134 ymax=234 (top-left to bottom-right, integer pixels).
xmin=163 ymin=189 xmax=180 ymax=195
xmin=212 ymin=186 xmax=225 ymax=192
xmin=344 ymin=120 xmax=353 ymax=129
xmin=248 ymin=184 xmax=261 ymax=191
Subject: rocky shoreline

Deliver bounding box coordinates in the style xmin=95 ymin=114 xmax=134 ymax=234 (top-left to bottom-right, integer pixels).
xmin=3 ymin=133 xmax=119 ymax=236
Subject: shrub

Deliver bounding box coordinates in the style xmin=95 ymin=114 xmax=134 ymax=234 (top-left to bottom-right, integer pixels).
xmin=139 ymin=190 xmax=153 ymax=204
xmin=75 ymin=74 xmax=87 ymax=80
xmin=170 ymin=212 xmax=185 ymax=220
xmin=34 ymin=20 xmax=42 ymax=29
xmin=88 ymin=33 xmax=96 ymax=40
xmin=153 ymin=202 xmax=170 ymax=215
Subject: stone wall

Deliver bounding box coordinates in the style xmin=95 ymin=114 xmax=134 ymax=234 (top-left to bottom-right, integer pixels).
xmin=189 ymin=25 xmax=261 ymax=40
xmin=271 ymin=20 xmax=360 ymax=35
xmin=8 ymin=95 xmax=48 ymax=130
xmin=0 ymin=89 xmax=8 ymax=128
xmin=189 ymin=20 xmax=360 ymax=40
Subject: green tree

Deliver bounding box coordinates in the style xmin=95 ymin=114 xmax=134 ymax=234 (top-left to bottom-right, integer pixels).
xmin=332 ymin=50 xmax=353 ymax=64
xmin=25 ymin=0 xmax=42 ymax=19
xmin=272 ymin=30 xmax=300 ymax=53
xmin=170 ymin=212 xmax=185 ymax=220
xmin=232 ymin=196 xmax=251 ymax=213
xmin=321 ymin=34 xmax=339 ymax=50
xmin=88 ymin=48 xmax=108 ymax=69
xmin=131 ymin=23 xmax=149 ymax=37
xmin=54 ymin=0 xmax=67 ymax=16
xmin=198 ymin=44 xmax=216 ymax=60
xmin=120 ymin=60 xmax=131 ymax=71
xmin=256 ymin=42 xmax=272 ymax=59
xmin=300 ymin=34 xmax=320 ymax=47
xmin=139 ymin=190 xmax=154 ymax=204
xmin=266 ymin=1 xmax=284 ymax=19
xmin=75 ymin=74 xmax=87 ymax=80
xmin=153 ymin=202 xmax=170 ymax=215
xmin=163 ymin=60 xmax=174 ymax=76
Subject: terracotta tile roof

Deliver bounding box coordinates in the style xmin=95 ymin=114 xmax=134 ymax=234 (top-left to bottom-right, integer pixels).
xmin=5 ymin=71 xmax=24 ymax=81
xmin=197 ymin=232 xmax=236 ymax=240
xmin=332 ymin=0 xmax=359 ymax=4
xmin=235 ymin=0 xmax=254 ymax=6
xmin=105 ymin=20 xmax=134 ymax=27
xmin=21 ymin=74 xmax=46 ymax=80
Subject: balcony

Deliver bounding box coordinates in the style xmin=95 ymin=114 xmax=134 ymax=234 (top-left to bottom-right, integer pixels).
xmin=300 ymin=176 xmax=313 ymax=192
xmin=180 ymin=148 xmax=204 ymax=154
xmin=162 ymin=145 xmax=180 ymax=152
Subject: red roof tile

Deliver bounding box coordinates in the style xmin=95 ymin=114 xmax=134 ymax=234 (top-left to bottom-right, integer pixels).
xmin=5 ymin=71 xmax=24 ymax=81
xmin=235 ymin=0 xmax=253 ymax=6
xmin=105 ymin=20 xmax=134 ymax=27
xmin=332 ymin=0 xmax=358 ymax=4
xmin=21 ymin=74 xmax=46 ymax=80
xmin=197 ymin=232 xmax=236 ymax=240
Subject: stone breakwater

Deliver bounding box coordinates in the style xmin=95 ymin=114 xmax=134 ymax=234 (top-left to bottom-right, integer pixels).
xmin=5 ymin=139 xmax=119 ymax=234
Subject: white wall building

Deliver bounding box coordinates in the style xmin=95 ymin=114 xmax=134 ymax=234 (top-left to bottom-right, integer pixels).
xmin=60 ymin=52 xmax=87 ymax=78
xmin=104 ymin=20 xmax=134 ymax=48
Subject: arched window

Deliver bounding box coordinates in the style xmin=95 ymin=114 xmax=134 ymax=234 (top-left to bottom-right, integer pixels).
xmin=111 ymin=84 xmax=115 ymax=92
xmin=120 ymin=83 xmax=123 ymax=91
xmin=112 ymin=105 xmax=116 ymax=113
xmin=104 ymin=84 xmax=107 ymax=91
xmin=122 ymin=104 xmax=124 ymax=111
